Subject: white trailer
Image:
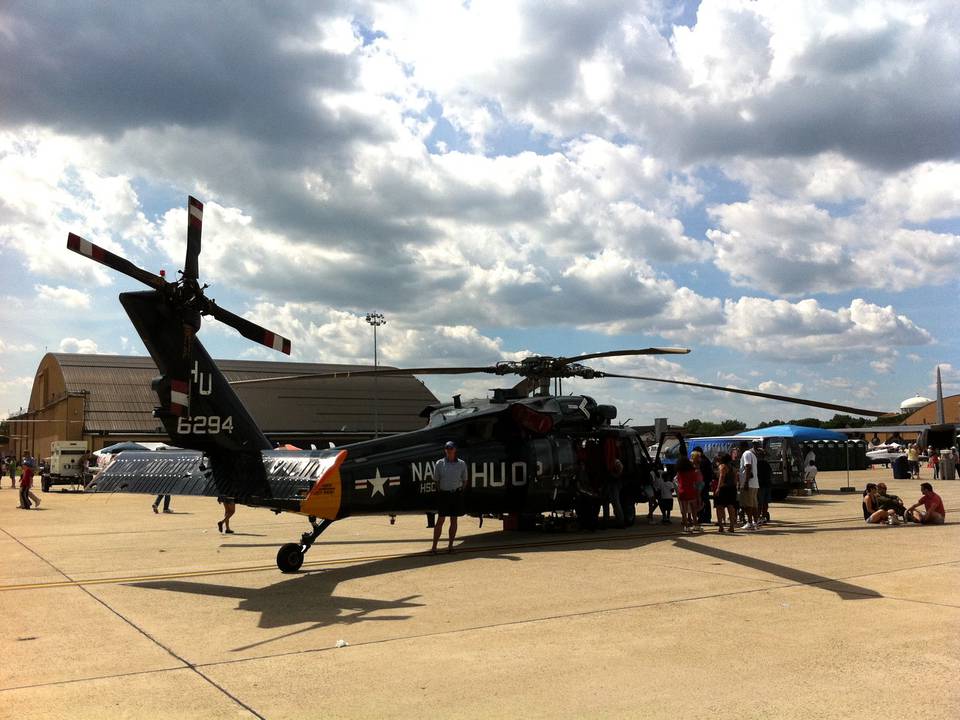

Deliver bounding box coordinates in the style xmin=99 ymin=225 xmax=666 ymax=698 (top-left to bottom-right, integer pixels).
xmin=41 ymin=440 xmax=89 ymax=491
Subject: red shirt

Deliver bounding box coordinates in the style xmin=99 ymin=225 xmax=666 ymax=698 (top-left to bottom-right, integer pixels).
xmin=919 ymin=492 xmax=945 ymax=517
xmin=675 ymin=469 xmax=700 ymax=501
xmin=20 ymin=466 xmax=33 ymax=489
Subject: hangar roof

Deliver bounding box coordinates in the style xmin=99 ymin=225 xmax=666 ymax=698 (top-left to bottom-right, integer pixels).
xmin=35 ymin=353 xmax=438 ymax=436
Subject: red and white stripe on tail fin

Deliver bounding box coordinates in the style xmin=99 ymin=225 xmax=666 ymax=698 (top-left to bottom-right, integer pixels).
xmin=169 ymin=379 xmax=190 ymax=416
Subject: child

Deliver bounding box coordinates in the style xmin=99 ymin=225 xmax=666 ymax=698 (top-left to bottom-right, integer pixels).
xmin=674 ymin=457 xmax=701 ymax=532
xmin=657 ymin=473 xmax=675 ymax=525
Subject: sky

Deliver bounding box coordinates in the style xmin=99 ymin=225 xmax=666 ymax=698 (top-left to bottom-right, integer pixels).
xmin=0 ymin=0 xmax=957 ymax=427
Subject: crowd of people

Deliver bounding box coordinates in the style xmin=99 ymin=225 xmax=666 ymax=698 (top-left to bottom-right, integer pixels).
xmin=906 ymin=444 xmax=957 ymax=480
xmin=645 ymin=439 xmax=948 ymax=533
xmin=647 ymin=440 xmax=773 ymax=533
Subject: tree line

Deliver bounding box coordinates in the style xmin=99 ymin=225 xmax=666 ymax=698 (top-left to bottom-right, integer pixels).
xmin=682 ymin=413 xmax=907 ymax=437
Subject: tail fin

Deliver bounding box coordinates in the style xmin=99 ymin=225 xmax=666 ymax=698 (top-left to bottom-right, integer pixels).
xmin=67 ymin=195 xmax=293 ymax=497
xmin=120 ymin=290 xmax=271 ymax=455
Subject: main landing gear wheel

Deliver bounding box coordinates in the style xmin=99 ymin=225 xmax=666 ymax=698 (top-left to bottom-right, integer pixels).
xmin=276 ymin=516 xmax=333 ymax=572
xmin=277 ymin=543 xmax=304 ymax=573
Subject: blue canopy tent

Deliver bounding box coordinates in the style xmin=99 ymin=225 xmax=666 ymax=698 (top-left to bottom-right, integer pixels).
xmin=737 ymin=425 xmax=847 ymax=441
xmin=738 ymin=424 xmax=857 ymax=490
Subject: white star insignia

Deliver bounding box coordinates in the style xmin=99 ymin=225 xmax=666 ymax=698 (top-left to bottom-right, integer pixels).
xmin=363 ymin=468 xmax=399 ymax=497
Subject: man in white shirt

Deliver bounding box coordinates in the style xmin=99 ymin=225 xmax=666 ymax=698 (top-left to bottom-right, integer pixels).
xmin=738 ymin=441 xmax=760 ymax=530
xmin=431 ymin=441 xmax=468 ymax=554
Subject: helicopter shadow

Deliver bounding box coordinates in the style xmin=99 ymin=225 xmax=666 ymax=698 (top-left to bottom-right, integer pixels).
xmin=131 ymin=521 xmax=887 ymax=652
xmin=672 ymin=537 xmax=882 ymax=599
xmin=132 ymin=544 xmax=526 ymax=653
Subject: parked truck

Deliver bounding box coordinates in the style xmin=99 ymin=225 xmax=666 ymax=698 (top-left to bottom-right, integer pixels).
xmin=41 ymin=440 xmax=89 ymax=492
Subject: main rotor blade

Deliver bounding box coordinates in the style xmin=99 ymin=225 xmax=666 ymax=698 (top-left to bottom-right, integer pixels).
xmin=599 ymin=373 xmax=890 ymax=417
xmin=67 ymin=233 xmax=166 ymax=290
xmin=230 ymin=365 xmax=500 ymax=386
xmin=183 ymin=196 xmax=203 ymax=280
xmin=205 ymin=302 xmax=292 ymax=355
xmin=559 ymin=347 xmax=690 ymax=366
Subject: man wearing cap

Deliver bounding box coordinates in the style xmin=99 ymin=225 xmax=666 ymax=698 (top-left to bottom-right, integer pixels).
xmin=431 ymin=441 xmax=468 ymax=554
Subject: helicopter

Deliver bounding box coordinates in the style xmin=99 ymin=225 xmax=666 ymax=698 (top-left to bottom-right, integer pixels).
xmin=68 ymin=196 xmax=889 ymax=572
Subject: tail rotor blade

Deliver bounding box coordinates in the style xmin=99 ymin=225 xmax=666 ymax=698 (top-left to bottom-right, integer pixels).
xmin=184 ymin=196 xmax=203 ymax=280
xmin=600 ymin=372 xmax=890 ymax=417
xmin=206 ymin=302 xmax=292 ymax=355
xmin=67 ymin=233 xmax=166 ymax=290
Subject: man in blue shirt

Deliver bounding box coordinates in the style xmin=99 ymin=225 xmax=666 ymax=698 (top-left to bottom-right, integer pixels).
xmin=431 ymin=441 xmax=467 ymax=554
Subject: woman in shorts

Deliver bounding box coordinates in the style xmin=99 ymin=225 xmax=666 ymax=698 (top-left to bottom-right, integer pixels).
xmin=862 ymin=484 xmax=900 ymax=525
xmin=714 ymin=453 xmax=738 ymax=533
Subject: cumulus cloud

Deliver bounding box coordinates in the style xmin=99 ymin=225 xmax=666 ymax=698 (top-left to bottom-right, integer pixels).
xmin=58 ymin=337 xmax=100 ymax=354
xmin=35 ymin=284 xmax=91 ymax=309
xmin=0 ymin=1 xmax=952 ymax=424
xmin=707 ymin=198 xmax=960 ymax=295
xmin=234 ymin=300 xmax=529 ymax=368
xmin=375 ymin=1 xmax=959 ymax=168
xmin=709 ymin=297 xmax=931 ymax=360
xmin=0 ymin=339 xmax=36 ymax=353
xmin=0 ymin=130 xmax=152 ymax=284
xmin=758 ymin=380 xmax=804 ymax=395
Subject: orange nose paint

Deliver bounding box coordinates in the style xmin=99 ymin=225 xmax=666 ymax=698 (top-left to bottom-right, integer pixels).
xmin=300 ymin=450 xmax=346 ymax=520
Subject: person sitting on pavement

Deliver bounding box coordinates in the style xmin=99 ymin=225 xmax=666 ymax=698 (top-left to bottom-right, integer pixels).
xmin=875 ymin=483 xmax=906 ymax=517
xmin=862 ymin=483 xmax=900 ymax=525
xmin=905 ymin=482 xmax=946 ymax=525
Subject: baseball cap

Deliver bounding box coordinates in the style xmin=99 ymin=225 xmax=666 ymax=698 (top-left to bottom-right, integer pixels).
xmin=444 ymin=441 xmax=456 ymax=449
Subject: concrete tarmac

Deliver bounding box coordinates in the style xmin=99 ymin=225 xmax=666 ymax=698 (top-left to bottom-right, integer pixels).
xmin=1 ymin=470 xmax=958 ymax=719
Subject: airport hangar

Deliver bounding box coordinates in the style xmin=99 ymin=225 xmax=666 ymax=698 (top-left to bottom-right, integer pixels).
xmin=6 ymin=353 xmax=439 ymax=459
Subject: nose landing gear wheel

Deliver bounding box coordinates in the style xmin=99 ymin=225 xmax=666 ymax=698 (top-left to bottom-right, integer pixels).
xmin=277 ymin=543 xmax=304 ymax=573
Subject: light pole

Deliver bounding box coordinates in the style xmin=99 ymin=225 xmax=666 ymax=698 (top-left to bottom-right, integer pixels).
xmin=365 ymin=312 xmax=386 ymax=438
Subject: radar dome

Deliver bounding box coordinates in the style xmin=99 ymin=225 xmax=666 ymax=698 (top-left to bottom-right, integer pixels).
xmin=900 ymin=395 xmax=932 ymax=412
